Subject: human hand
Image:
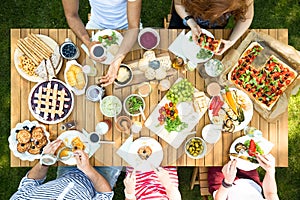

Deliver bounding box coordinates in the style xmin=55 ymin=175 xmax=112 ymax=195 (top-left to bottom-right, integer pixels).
xmin=154 ymin=167 xmax=173 ymax=190
xmin=216 ymin=39 xmax=234 ymax=55
xmin=42 ymin=139 xmax=62 ymax=155
xmin=74 ymin=150 xmax=92 ymax=173
xmin=87 ymin=41 xmax=107 ymax=62
xmin=257 ymin=154 xmax=276 ymax=174
xmin=99 ymin=55 xmax=123 ymax=87
xmin=124 ymin=170 xmax=136 ymax=195
xmin=190 ymin=25 xmax=202 ymax=44
xmin=222 ymin=159 xmax=237 ymax=184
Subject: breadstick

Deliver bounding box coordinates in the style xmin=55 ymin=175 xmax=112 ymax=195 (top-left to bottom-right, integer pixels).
xmin=27 ymin=37 xmax=51 ymax=59
xmin=17 ymin=42 xmax=40 ymax=66
xmin=30 ymin=34 xmax=53 ymax=55
xmin=21 ymin=39 xmax=44 ymax=61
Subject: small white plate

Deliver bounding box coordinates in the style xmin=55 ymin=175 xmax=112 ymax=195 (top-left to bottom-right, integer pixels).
xmin=57 ymin=130 xmax=91 ymax=165
xmin=92 ymin=29 xmax=123 ymax=65
xmin=64 ymin=60 xmax=88 ymax=96
xmin=229 ymin=135 xmax=274 ymax=171
xmin=202 ymin=124 xmax=222 ymax=144
xmin=127 ymin=137 xmax=163 ymax=172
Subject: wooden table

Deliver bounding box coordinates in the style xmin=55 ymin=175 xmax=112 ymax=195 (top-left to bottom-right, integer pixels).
xmin=10 ymin=29 xmax=288 ymax=168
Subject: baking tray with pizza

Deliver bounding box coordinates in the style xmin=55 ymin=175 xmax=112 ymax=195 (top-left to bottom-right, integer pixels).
xmin=228 ymin=41 xmax=298 ymax=111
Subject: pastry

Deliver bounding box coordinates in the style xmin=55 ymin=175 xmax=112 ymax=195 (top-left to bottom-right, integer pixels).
xmin=31 ymin=127 xmax=44 ymax=141
xmin=66 ymin=70 xmax=76 ymax=86
xmin=137 ymin=146 xmax=152 ymax=160
xmin=17 ymin=142 xmax=31 ymax=153
xmin=71 ymin=137 xmax=85 ymax=151
xmin=35 ymin=136 xmax=48 ymax=149
xmin=28 ymin=143 xmax=42 ymax=155
xmin=16 ymin=130 xmax=31 ymax=144
xmin=30 ymin=80 xmax=73 ymax=122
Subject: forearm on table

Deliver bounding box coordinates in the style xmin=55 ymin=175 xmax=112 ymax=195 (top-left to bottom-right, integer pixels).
xmin=262 ymin=171 xmax=279 ymax=200
xmin=27 ymin=163 xmax=49 ymax=180
xmin=62 ymin=0 xmax=91 ymax=46
xmin=84 ymin=167 xmax=112 ymax=193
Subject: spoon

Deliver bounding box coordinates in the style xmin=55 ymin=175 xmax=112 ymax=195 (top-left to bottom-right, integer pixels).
xmin=139 ymin=106 xmax=146 ymax=121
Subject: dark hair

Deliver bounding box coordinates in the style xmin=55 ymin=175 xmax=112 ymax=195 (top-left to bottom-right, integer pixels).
xmin=184 ymin=0 xmax=249 ymax=26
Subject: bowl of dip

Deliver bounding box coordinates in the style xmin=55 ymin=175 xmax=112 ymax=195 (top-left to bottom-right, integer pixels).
xmin=114 ymin=64 xmax=133 ymax=87
xmin=138 ymin=28 xmax=160 ymax=50
xmin=100 ymin=95 xmax=122 ymax=117
xmin=137 ymin=82 xmax=152 ymax=97
xmin=204 ymin=59 xmax=224 ymax=77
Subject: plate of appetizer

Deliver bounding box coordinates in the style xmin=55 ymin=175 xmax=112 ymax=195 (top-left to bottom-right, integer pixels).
xmin=181 ymin=30 xmax=214 ymax=63
xmin=208 ymin=87 xmax=253 ymax=133
xmin=64 ymin=60 xmax=88 ymax=95
xmin=8 ymin=120 xmax=50 ymax=161
xmin=92 ymin=29 xmax=123 ymax=65
xmin=56 ymin=130 xmax=91 ymax=165
xmin=127 ymin=137 xmax=163 ymax=172
xmin=14 ymin=34 xmax=62 ymax=82
xmin=145 ymin=78 xmax=210 ymax=148
xmin=229 ymin=135 xmax=274 ymax=171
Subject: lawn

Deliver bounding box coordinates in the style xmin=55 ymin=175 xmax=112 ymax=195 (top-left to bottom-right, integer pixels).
xmin=1 ymin=0 xmax=299 ymax=199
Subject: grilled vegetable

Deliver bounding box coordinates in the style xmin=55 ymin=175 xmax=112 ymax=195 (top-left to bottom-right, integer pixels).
xmin=237 ymin=106 xmax=245 ymax=122
xmin=225 ymin=86 xmax=238 ymax=115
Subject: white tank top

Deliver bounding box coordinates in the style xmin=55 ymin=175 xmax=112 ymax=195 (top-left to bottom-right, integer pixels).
xmin=86 ymin=0 xmax=129 ymax=29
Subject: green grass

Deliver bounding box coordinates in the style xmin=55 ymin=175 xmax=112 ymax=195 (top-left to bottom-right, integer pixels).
xmin=1 ymin=0 xmax=300 ymax=199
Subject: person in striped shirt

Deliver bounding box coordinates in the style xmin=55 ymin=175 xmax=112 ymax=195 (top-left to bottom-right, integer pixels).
xmin=123 ymin=167 xmax=182 ymax=200
xmin=10 ymin=139 xmax=121 ymax=200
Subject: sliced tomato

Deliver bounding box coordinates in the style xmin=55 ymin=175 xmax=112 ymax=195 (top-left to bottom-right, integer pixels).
xmin=248 ymin=139 xmax=256 ymax=156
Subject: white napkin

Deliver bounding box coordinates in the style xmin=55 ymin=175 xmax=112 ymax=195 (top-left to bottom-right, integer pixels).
xmin=168 ymin=30 xmax=187 ymax=61
xmin=81 ymin=129 xmax=100 ymax=156
xmin=116 ymin=135 xmax=134 ymax=165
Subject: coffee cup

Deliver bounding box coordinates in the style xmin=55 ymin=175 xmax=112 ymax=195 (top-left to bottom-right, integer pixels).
xmin=96 ymin=120 xmax=111 ymax=135
xmin=90 ymin=44 xmax=106 ymax=61
xmin=60 ymin=38 xmax=80 ymax=60
xmin=89 ymin=132 xmax=101 ymax=143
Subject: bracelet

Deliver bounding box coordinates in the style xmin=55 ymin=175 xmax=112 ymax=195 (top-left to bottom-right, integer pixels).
xmin=222 ymin=179 xmax=233 ymax=188
xmin=124 ymin=189 xmax=136 ymax=199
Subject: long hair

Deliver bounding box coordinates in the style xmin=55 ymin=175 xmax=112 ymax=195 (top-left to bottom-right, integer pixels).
xmin=183 ymin=0 xmax=249 ymax=26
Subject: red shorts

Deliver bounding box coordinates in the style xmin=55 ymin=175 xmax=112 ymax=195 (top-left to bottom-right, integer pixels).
xmin=207 ymin=167 xmax=262 ymax=194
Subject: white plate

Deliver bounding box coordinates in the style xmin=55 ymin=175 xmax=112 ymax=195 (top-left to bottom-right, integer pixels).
xmin=64 ymin=60 xmax=88 ymax=96
xmin=57 ymin=130 xmax=91 ymax=165
xmin=92 ymin=29 xmax=123 ymax=65
xmin=8 ymin=120 xmax=50 ymax=161
xmin=229 ymin=135 xmax=274 ymax=171
xmin=182 ymin=30 xmax=214 ymax=64
xmin=208 ymin=88 xmax=253 ymax=132
xmin=14 ymin=34 xmax=62 ymax=82
xmin=202 ymin=124 xmax=222 ymax=144
xmin=100 ymin=95 xmax=122 ymax=117
xmin=145 ymin=78 xmax=210 ymax=149
xmin=127 ymin=137 xmax=163 ymax=172
xmin=28 ymin=79 xmax=74 ymax=124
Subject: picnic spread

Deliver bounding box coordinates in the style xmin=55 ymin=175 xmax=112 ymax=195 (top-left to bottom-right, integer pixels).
xmin=10 ymin=28 xmax=299 ymax=171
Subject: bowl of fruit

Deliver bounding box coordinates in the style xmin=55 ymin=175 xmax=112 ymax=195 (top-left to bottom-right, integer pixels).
xmin=185 ymin=137 xmax=207 ymax=159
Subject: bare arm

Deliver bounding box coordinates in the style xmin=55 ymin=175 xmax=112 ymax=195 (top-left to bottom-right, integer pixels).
xmin=28 ymin=140 xmax=62 ymax=180
xmin=99 ymin=0 xmax=142 ymax=87
xmin=62 ymin=0 xmax=91 ymax=47
xmin=257 ymin=154 xmax=279 ymax=200
xmin=75 ymin=150 xmax=111 ymax=193
xmin=218 ymin=0 xmax=254 ymax=54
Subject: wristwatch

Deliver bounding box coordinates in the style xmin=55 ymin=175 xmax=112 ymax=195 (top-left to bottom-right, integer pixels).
xmin=222 ymin=179 xmax=233 ymax=188
xmin=183 ymin=15 xmax=194 ymax=26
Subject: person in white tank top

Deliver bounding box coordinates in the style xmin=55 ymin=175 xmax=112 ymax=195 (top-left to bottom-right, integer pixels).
xmin=62 ymin=0 xmax=142 ymax=86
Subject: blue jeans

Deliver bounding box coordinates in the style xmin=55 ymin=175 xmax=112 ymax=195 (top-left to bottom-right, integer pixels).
xmin=57 ymin=166 xmax=122 ymax=189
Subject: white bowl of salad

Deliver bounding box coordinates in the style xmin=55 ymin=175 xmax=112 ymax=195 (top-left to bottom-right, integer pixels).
xmin=100 ymin=95 xmax=122 ymax=117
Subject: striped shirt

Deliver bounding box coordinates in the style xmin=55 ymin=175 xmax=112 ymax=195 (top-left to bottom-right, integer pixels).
xmin=126 ymin=167 xmax=179 ymax=200
xmin=10 ymin=169 xmax=113 ymax=200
